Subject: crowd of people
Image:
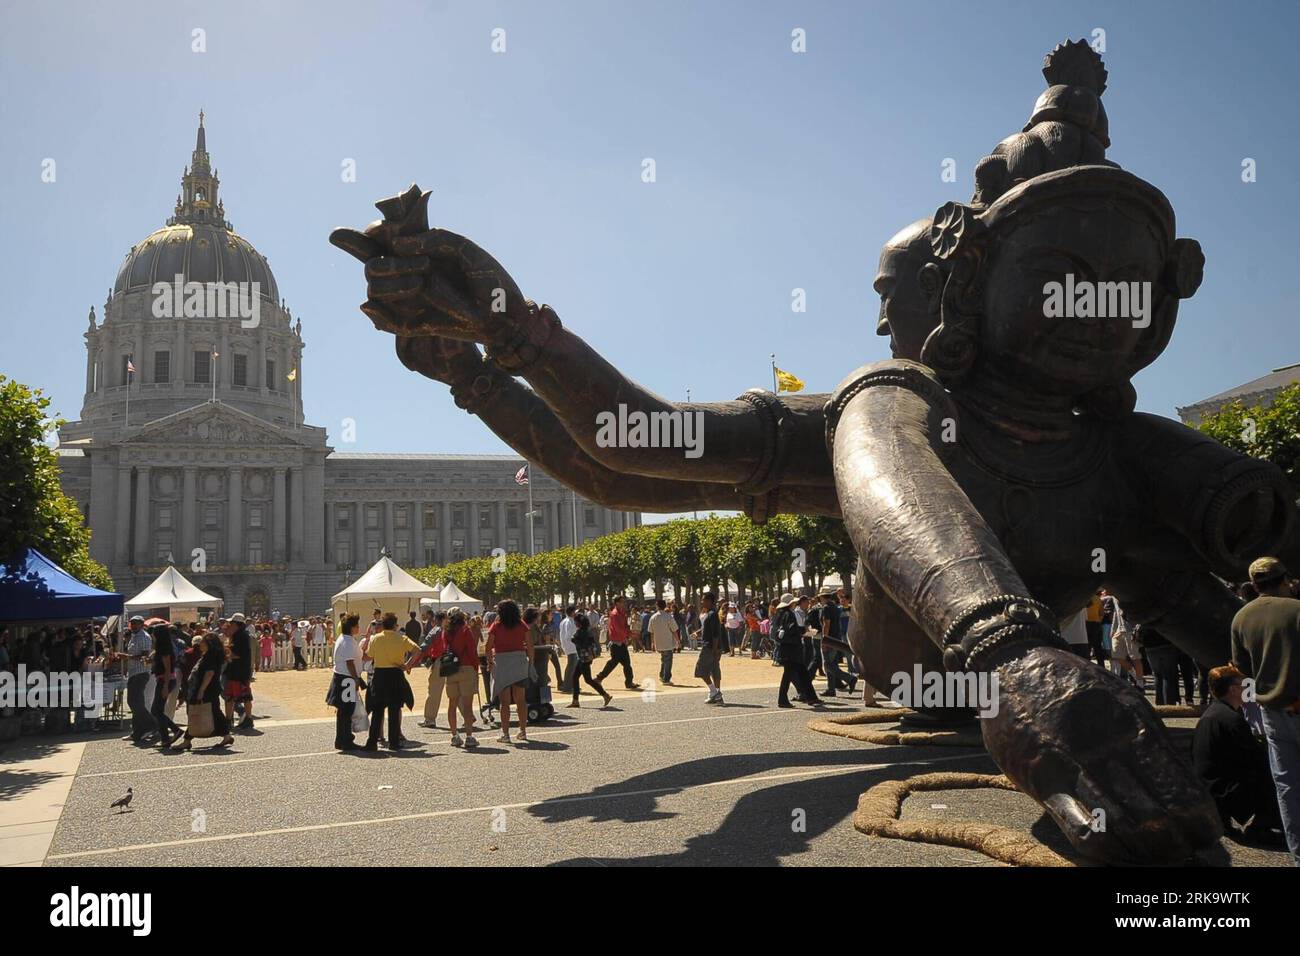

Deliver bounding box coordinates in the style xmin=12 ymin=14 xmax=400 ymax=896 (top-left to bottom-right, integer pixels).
xmin=5 ymin=556 xmax=1299 ymax=866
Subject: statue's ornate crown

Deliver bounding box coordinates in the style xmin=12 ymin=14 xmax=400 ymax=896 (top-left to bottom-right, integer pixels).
xmin=1041 ymin=38 xmax=1108 ymax=94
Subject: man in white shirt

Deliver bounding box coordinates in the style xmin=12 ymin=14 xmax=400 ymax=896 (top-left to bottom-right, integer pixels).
xmin=311 ymin=617 xmax=326 ymax=647
xmin=330 ymin=615 xmax=363 ymax=751
xmin=558 ymin=605 xmax=579 ymax=693
xmin=292 ymin=619 xmax=308 ymax=670
xmin=649 ymin=599 xmax=682 ymax=685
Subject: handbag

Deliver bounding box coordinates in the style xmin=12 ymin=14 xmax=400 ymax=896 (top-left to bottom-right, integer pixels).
xmin=351 ymin=704 xmax=370 ymax=734
xmin=185 ymin=702 xmax=214 ymax=738
xmin=437 ymin=648 xmax=460 ymax=676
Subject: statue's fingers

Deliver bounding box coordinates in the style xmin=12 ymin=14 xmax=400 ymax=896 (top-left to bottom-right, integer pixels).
xmin=365 ymin=256 xmax=432 ymax=279
xmin=329 ymin=227 xmax=386 ymax=262
xmin=367 ymin=274 xmax=426 ymax=301
xmin=359 ymin=299 xmax=402 ymax=332
xmin=391 ymin=229 xmax=471 ymax=260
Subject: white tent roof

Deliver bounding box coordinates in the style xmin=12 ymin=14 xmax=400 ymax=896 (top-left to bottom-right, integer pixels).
xmin=418 ymin=580 xmax=485 ymax=614
xmin=438 ymin=580 xmax=478 ymax=605
xmin=125 ymin=566 xmax=223 ymax=610
xmin=331 ymin=556 xmax=438 ymax=604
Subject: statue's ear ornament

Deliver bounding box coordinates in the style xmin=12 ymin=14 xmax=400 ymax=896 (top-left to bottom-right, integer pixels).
xmin=930 ymin=202 xmax=983 ymax=260
xmin=1165 ymin=238 xmax=1205 ymax=299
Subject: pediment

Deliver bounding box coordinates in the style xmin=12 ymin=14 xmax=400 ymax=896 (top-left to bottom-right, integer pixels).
xmin=124 ymin=401 xmax=308 ymax=448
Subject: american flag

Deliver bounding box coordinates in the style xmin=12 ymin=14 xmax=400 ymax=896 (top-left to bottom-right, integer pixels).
xmin=514 ymin=464 xmax=529 ymax=486
xmin=126 ymin=358 xmax=136 ymax=374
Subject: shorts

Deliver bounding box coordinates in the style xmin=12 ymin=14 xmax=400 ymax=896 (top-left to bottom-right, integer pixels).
xmin=443 ymin=667 xmax=478 ymax=701
xmin=694 ymin=646 xmax=721 ymax=683
xmin=224 ymin=679 xmax=252 ymax=702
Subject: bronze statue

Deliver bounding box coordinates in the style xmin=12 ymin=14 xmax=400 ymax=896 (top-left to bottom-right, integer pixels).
xmin=331 ymin=41 xmax=1297 ymax=863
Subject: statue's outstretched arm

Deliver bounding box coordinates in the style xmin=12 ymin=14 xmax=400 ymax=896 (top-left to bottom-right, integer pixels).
xmin=396 ymin=335 xmax=841 ymax=519
xmin=511 ymin=321 xmax=834 ymax=488
xmin=330 ymin=204 xmax=831 ymax=490
xmin=827 ymin=361 xmax=1058 ymax=667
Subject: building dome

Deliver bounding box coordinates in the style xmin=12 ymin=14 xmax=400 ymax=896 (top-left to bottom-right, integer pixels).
xmin=112 ymin=110 xmax=278 ymax=305
xmin=113 ymin=223 xmax=279 ymax=302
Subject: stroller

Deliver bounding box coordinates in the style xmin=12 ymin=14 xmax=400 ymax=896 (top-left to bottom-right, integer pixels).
xmin=479 ymin=644 xmax=558 ymax=727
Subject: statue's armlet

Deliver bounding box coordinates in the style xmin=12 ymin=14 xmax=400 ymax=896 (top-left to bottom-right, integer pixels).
xmin=824 ymin=359 xmax=958 ymax=455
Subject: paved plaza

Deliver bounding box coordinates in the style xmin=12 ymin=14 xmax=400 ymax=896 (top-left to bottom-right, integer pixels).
xmin=3 ymin=673 xmax=1288 ymax=868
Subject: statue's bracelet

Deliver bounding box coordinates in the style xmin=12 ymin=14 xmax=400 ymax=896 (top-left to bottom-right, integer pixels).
xmin=486 ymin=303 xmax=561 ymax=375
xmin=940 ymin=596 xmax=1061 ymax=672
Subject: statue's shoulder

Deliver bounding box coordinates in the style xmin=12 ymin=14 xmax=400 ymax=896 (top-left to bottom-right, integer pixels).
xmin=825 ymin=360 xmax=955 ymax=448
xmin=826 ymin=359 xmax=951 ymax=417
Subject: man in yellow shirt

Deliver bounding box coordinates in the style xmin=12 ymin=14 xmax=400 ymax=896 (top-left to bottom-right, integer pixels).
xmin=362 ymin=613 xmax=419 ymax=752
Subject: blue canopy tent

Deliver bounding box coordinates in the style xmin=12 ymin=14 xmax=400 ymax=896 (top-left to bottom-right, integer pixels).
xmin=0 ymin=548 xmax=123 ymax=623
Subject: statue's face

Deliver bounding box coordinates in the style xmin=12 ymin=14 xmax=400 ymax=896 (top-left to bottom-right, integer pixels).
xmin=980 ymin=203 xmax=1166 ymax=395
xmin=874 ymin=244 xmax=938 ymax=362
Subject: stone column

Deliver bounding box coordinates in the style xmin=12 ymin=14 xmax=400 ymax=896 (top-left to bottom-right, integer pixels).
xmin=177 ymin=320 xmax=187 ymax=391
xmin=325 ymin=500 xmax=335 ymax=565
xmin=115 ymin=464 xmax=132 ymax=565
xmin=439 ymin=501 xmax=450 ymax=562
xmin=229 ymin=466 xmax=243 ymax=566
xmin=383 ymin=500 xmax=395 ymax=557
xmin=290 ymin=466 xmax=305 ymax=561
xmin=134 ymin=465 xmax=151 ymax=565
xmin=273 ymin=467 xmax=287 ymax=562
xmin=413 ymin=502 xmax=425 ymax=566
xmin=495 ymin=501 xmax=506 ymax=552
xmin=218 ymin=325 xmax=230 ymax=399
xmin=467 ymin=500 xmax=480 ymax=557
xmin=181 ymin=466 xmax=197 ymax=562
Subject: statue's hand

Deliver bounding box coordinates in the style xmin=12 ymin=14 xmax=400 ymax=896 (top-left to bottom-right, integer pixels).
xmin=981 ymin=645 xmax=1221 ymax=864
xmin=335 ymin=222 xmax=535 ymax=349
xmin=394 ymin=335 xmax=483 ymax=389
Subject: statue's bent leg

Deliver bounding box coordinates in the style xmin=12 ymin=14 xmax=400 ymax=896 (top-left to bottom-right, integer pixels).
xmin=1109 ymin=571 xmax=1240 ymax=668
xmin=849 ymin=560 xmax=970 ymax=721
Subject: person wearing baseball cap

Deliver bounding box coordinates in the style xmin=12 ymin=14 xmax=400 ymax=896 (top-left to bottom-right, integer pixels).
xmin=1231 ymin=556 xmax=1300 ymax=863
xmin=773 ymin=593 xmax=821 ymax=708
xmin=123 ymin=613 xmax=157 ymax=743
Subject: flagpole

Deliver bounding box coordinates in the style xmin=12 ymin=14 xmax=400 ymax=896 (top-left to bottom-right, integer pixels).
xmin=527 ymin=470 xmax=535 ymax=556
xmin=771 ymin=354 xmax=778 ymax=394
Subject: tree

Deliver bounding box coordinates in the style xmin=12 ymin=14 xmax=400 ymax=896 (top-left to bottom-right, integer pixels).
xmin=1195 ymin=383 xmax=1300 ymax=494
xmin=0 ymin=376 xmax=114 ymax=591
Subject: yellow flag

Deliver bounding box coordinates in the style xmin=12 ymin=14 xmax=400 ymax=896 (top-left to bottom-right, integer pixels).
xmin=774 ymin=367 xmax=805 ymax=393
xmin=287 ymin=368 xmax=297 ymax=382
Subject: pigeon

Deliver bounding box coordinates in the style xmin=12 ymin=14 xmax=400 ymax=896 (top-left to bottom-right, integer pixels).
xmin=109 ymin=788 xmax=133 ymax=813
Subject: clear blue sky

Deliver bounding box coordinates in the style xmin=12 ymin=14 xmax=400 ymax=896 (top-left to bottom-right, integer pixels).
xmin=2 ymin=0 xmax=1297 ymax=522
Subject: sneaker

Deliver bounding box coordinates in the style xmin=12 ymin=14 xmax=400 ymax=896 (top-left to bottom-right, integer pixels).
xmin=465 ymin=734 xmax=479 ymax=748
xmin=238 ymin=717 xmax=255 ymax=730
xmin=567 ymin=700 xmax=581 ymax=708
xmin=497 ymin=734 xmax=512 ymax=745
xmin=418 ymin=720 xmax=437 ymax=729
xmin=450 ymin=733 xmax=464 ymax=747
xmin=713 ymin=695 xmax=725 ymax=706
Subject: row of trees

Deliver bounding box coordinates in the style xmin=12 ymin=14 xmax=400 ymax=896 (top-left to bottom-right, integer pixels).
xmin=409 ymin=513 xmax=856 ymax=608
xmin=1 ymin=376 xmax=114 ymax=591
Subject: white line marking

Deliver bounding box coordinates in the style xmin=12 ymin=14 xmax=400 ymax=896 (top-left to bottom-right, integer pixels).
xmin=48 ymin=753 xmax=980 ymax=861
xmin=77 ymin=706 xmax=821 ymax=779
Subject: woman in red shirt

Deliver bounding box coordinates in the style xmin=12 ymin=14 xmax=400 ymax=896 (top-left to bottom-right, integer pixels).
xmin=440 ymin=608 xmax=481 ymax=748
xmin=486 ymin=600 xmax=534 ymax=745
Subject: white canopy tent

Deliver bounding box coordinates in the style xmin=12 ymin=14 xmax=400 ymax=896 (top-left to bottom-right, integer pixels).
xmin=331 ymin=556 xmax=438 ymax=621
xmin=418 ymin=580 xmax=484 ymax=616
xmin=124 ymin=565 xmax=223 ymax=614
